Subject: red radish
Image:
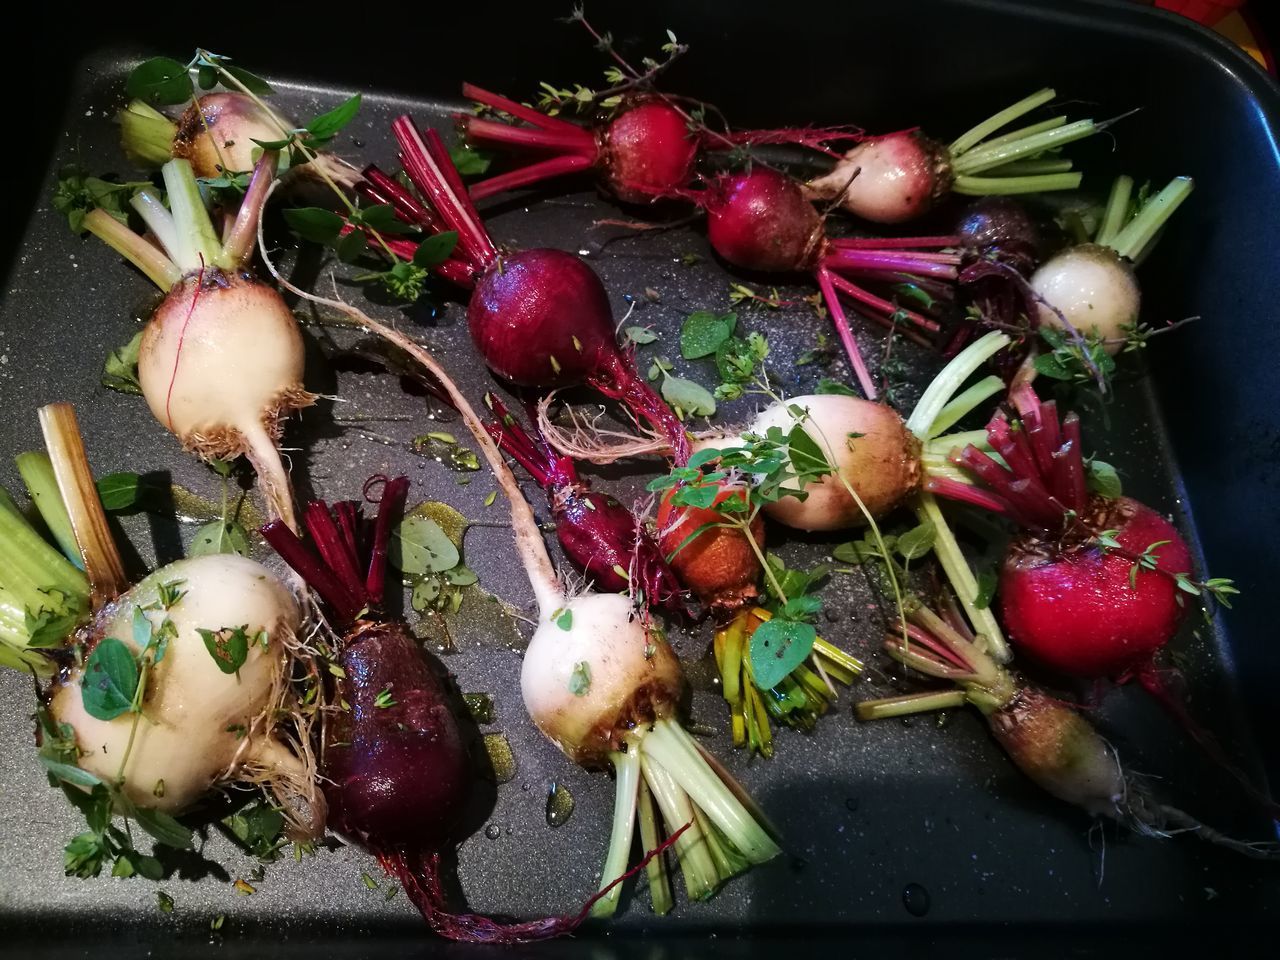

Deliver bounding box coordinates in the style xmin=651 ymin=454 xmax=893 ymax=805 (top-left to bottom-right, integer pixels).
xmin=459 ymin=85 xmax=698 ymax=204
xmin=244 ymin=259 xmax=781 ymax=918
xmin=688 ymin=166 xmax=962 ymax=398
xmin=857 ymin=598 xmax=1276 ymax=858
xmin=656 ymin=482 xmax=763 ymax=611
xmin=82 ymin=154 xmax=310 ymax=530
xmin=1030 ymin=175 xmax=1193 ymax=352
xmin=120 ymin=92 xmax=359 ymax=191
xmin=482 ymin=394 xmax=685 ymax=614
xmin=928 ymin=383 xmax=1272 ymax=813
xmin=804 ymin=88 xmax=1102 ymax=224
xmin=357 ymin=118 xmax=691 ymax=464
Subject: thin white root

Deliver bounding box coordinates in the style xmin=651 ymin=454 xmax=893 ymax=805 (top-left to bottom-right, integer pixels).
xmin=243 ymin=421 xmax=299 ymax=533
xmin=534 ymin=392 xmax=724 ymax=465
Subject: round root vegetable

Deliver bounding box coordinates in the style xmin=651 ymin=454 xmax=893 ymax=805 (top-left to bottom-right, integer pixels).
xmin=656 ymin=481 xmax=763 ymax=611
xmin=483 ymin=393 xmax=685 ymax=615
xmin=120 ymin=93 xmax=359 ymax=191
xmin=1030 ymin=175 xmax=1193 ymax=352
xmin=82 ymin=154 xmax=312 ymax=530
xmin=804 ymin=88 xmax=1102 ymax=224
xmin=689 ymin=166 xmax=962 ymax=398
xmin=250 ymin=274 xmax=782 ymax=919
xmin=856 ymin=597 xmax=1277 ymax=858
xmin=928 ymin=383 xmax=1274 ymax=814
xmin=459 ymin=85 xmax=698 ymax=204
xmin=357 ymin=119 xmax=691 ymax=464
xmin=30 ymin=403 xmax=321 ymax=846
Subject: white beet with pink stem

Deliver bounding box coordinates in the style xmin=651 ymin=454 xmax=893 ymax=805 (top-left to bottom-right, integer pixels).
xmin=856 ymin=595 xmax=1276 ymax=859
xmin=357 ymin=119 xmax=692 ymax=465
xmin=81 ymin=154 xmax=310 ymax=530
xmin=805 ymin=88 xmax=1105 ymax=224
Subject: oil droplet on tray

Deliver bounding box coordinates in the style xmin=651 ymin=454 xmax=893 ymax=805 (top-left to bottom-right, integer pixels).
xmin=484 ymin=824 xmax=501 ymax=840
xmin=546 ymin=782 xmax=575 ymax=827
xmin=902 ymin=882 xmax=931 ymax=917
xmin=483 ymin=733 xmax=516 ymax=784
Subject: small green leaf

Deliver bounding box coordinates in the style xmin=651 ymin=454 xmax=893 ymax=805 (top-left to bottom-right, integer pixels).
xmin=974 ymin=570 xmax=998 ymax=610
xmin=189 ymin=520 xmax=250 ymax=557
xmin=102 ymin=331 xmax=144 ymax=395
xmin=686 ymin=448 xmax=722 ymax=469
xmin=197 ymin=65 xmax=218 ymax=90
xmin=413 ymin=231 xmax=460 ymax=268
xmin=127 ymin=57 xmax=194 ymax=105
xmin=483 ymin=490 xmax=497 ymax=507
xmin=624 ymin=326 xmax=658 ymax=345
xmin=81 ymin=637 xmax=139 ymax=721
xmin=336 ymin=229 xmax=368 ymax=264
xmin=133 ymin=807 xmax=195 ymax=850
xmin=568 ymin=660 xmax=591 ymax=696
xmin=555 ymin=608 xmax=574 ymax=631
xmin=749 ymin=619 xmax=817 ymax=689
xmin=715 ymin=336 xmax=756 ymax=384
xmin=305 ymin=94 xmax=362 ymax=141
xmin=224 ymin=64 xmax=274 ymax=97
xmin=816 ymin=378 xmax=857 ymax=397
xmin=355 ymin=203 xmax=415 ymax=236
xmin=282 ymin=207 xmax=345 ymax=245
xmin=38 ymin=757 xmax=103 ymax=789
xmin=1086 ymin=459 xmax=1122 ymax=498
xmin=390 ymin=515 xmax=460 ymax=575
xmin=787 ymin=424 xmax=830 ymax=481
xmin=197 ymin=625 xmax=250 ymax=674
xmin=660 ymin=375 xmax=716 ymax=419
xmin=896 ymin=520 xmax=937 ymax=561
xmin=157 ymin=890 xmax=176 ymax=913
xmin=411 ymin=578 xmax=441 ymax=611
xmin=449 ymin=143 xmax=492 ymax=176
xmin=97 ymin=473 xmax=141 ymax=511
xmin=680 ymin=310 xmax=737 ymax=359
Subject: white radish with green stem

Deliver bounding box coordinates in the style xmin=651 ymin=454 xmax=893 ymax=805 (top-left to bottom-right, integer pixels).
xmin=22 ymin=404 xmax=323 ymax=872
xmin=82 ymin=152 xmax=311 ymax=531
xmin=253 ymin=213 xmax=781 ymax=916
xmin=1031 ymin=175 xmax=1194 ymax=353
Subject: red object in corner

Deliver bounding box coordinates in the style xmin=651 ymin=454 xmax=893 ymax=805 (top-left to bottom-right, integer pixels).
xmin=1155 ymin=0 xmax=1246 ymax=28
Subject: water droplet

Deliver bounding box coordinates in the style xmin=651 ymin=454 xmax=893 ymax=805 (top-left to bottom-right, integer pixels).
xmin=546 ymin=782 xmax=575 ymax=827
xmin=352 ymin=138 xmax=366 ymax=149
xmin=824 ymin=608 xmax=840 ymax=623
xmin=844 ymin=797 xmax=860 ymax=813
xmin=483 ymin=733 xmax=516 ymax=784
xmin=521 ymin=782 xmax=531 ymax=792
xmin=484 ymin=824 xmax=501 ymax=840
xmin=902 ymin=882 xmax=931 ymax=917
xmin=505 ymin=826 xmax=513 ymax=836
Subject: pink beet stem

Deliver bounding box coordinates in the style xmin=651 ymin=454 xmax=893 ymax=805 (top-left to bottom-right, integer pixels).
xmin=987 ymin=417 xmax=1053 ymax=501
xmin=814 ymin=267 xmax=878 ymax=398
xmin=957 ymin=446 xmax=1058 ymax=528
xmin=425 ymin=126 xmax=489 ymax=219
xmin=461 ymin=82 xmax=589 ymax=134
xmin=393 ymin=117 xmax=496 ymax=271
xmin=906 ymin=623 xmax=975 ymax=672
xmin=303 ymin=501 xmax=366 ymax=602
xmin=469 ymin=154 xmax=596 ymax=200
xmin=261 ymin=521 xmax=363 ymax=626
xmin=924 ymin=476 xmax=1012 ymax=515
xmin=483 ymin=393 xmax=576 ymax=490
xmin=335 ymin=501 xmax=363 ymax=565
xmin=830 ymin=235 xmax=961 ymax=250
xmin=824 ymin=248 xmax=960 ymax=279
xmin=1058 ymin=414 xmax=1087 ymax=513
xmin=822 ymin=268 xmax=940 ymax=338
xmin=360 ymin=166 xmax=444 ymax=233
xmin=718 ymin=125 xmax=864 ymax=158
xmin=463 ymin=116 xmax=597 ymax=155
xmin=365 ymin=476 xmax=410 ymax=608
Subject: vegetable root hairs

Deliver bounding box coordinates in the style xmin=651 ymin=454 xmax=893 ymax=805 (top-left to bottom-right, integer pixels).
xmin=534 ymin=392 xmax=724 ymax=465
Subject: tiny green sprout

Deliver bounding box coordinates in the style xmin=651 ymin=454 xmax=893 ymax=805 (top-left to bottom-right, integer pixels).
xmin=373 ymin=687 xmax=397 ymax=709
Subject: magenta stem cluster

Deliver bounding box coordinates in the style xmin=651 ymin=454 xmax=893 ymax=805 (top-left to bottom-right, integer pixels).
xmin=483 ymin=393 xmax=577 ymax=492
xmin=929 ymin=383 xmax=1084 ymax=532
xmin=262 ymin=475 xmax=411 ymax=628
xmin=813 ymin=236 xmax=960 ymax=399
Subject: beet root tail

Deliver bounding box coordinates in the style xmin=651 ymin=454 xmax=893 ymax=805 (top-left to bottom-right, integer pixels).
xmin=1134 ymin=663 xmax=1280 ymax=821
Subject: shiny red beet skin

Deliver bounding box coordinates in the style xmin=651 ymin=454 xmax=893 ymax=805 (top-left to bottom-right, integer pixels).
xmin=324 ymin=620 xmax=470 ymax=850
xmin=467 ymin=249 xmax=612 ymax=387
xmin=999 ymin=496 xmax=1192 ymax=679
xmin=704 ymin=168 xmax=824 ymax=273
xmin=602 ymin=100 xmax=698 ymax=203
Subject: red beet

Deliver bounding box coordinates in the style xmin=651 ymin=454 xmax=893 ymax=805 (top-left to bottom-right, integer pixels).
xmin=483 ymin=394 xmax=685 ymax=614
xmin=927 ymin=384 xmax=1275 ymax=816
xmin=693 ymin=167 xmax=960 ymax=398
xmin=357 ymin=118 xmax=690 ymax=465
xmin=460 ymin=85 xmax=697 ymax=204
xmin=262 ymin=476 xmax=644 ymax=942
